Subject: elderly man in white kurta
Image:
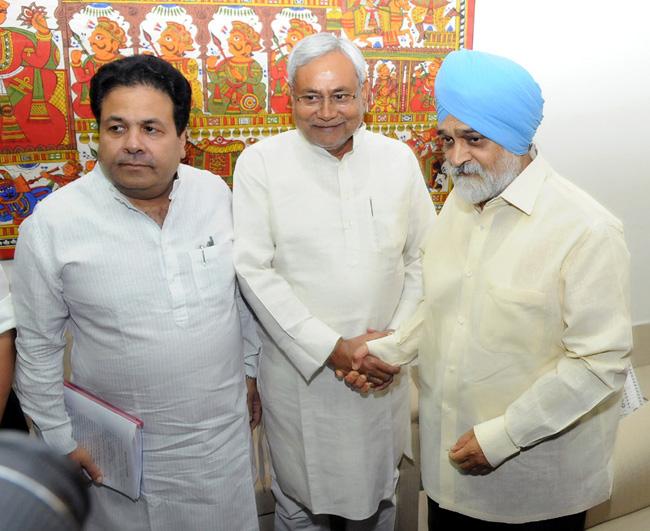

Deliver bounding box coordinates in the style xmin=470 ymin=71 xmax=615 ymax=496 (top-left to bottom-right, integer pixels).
xmin=13 ymin=55 xmax=260 ymax=530
xmin=350 ymin=50 xmax=632 ymax=530
xmin=233 ymin=33 xmax=434 ymax=529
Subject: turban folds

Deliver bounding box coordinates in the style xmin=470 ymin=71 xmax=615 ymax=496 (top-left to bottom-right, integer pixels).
xmin=435 ymin=50 xmax=544 ymax=155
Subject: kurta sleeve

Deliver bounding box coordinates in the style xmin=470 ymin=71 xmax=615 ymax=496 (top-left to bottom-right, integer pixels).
xmin=387 ymin=154 xmax=435 ymax=330
xmin=368 ymin=297 xmax=425 ymax=367
xmin=475 ymin=220 xmax=632 ymax=468
xmin=12 ymin=214 xmax=77 ymax=455
xmin=233 ymin=148 xmax=341 ymax=382
xmin=235 ymin=281 xmax=261 ymax=378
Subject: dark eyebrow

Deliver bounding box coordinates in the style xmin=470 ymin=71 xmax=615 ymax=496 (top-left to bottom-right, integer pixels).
xmin=139 ymin=118 xmax=164 ymax=126
xmin=103 ymin=116 xmax=163 ymax=126
xmin=437 ymin=126 xmax=483 ymax=137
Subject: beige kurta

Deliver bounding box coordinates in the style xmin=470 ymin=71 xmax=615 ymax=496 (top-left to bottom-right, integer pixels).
xmin=370 ymin=150 xmax=633 ymax=523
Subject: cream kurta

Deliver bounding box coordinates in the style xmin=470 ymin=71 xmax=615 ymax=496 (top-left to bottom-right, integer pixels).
xmin=370 ymin=150 xmax=632 ymax=523
xmin=233 ymin=127 xmax=435 ymax=519
xmin=14 ymin=165 xmax=260 ymax=530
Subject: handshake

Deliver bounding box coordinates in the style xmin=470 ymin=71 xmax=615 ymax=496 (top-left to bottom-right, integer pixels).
xmin=326 ymin=329 xmax=400 ymax=393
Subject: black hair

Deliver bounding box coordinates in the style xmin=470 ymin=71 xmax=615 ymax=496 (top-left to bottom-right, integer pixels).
xmin=89 ymin=54 xmax=191 ymax=136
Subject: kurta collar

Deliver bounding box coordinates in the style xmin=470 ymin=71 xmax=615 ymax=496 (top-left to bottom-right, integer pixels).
xmin=496 ymin=146 xmax=549 ymax=216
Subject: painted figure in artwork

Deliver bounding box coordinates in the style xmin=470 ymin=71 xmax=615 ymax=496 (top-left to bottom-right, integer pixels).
xmin=0 ymin=0 xmax=66 ymax=147
xmin=371 ymin=62 xmax=397 ymax=112
xmin=410 ymin=0 xmax=460 ymax=45
xmin=341 ymin=0 xmax=414 ymax=47
xmin=383 ymin=0 xmax=416 ymax=47
xmin=206 ymin=21 xmax=266 ymax=115
xmin=269 ymin=18 xmax=315 ymax=114
xmin=0 ymin=172 xmax=50 ymax=224
xmin=362 ymin=0 xmax=382 ymax=32
xmin=406 ymin=126 xmax=436 ymax=159
xmin=31 ymin=159 xmax=83 ymax=190
xmin=410 ymin=58 xmax=442 ymax=111
xmin=150 ymin=22 xmax=204 ymax=113
xmin=70 ymin=16 xmax=126 ymax=119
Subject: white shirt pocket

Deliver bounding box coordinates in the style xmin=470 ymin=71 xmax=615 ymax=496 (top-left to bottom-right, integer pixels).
xmin=369 ymin=200 xmax=408 ymax=258
xmin=479 ymin=281 xmax=547 ymax=355
xmin=188 ymin=244 xmax=233 ymax=305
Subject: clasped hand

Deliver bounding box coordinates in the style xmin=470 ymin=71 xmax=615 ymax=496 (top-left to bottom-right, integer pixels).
xmin=448 ymin=429 xmax=494 ymax=476
xmin=327 ymin=330 xmax=400 ymax=392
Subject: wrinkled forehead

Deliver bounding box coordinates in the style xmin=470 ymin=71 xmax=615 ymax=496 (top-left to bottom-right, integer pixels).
xmin=297 ymin=51 xmax=358 ymax=84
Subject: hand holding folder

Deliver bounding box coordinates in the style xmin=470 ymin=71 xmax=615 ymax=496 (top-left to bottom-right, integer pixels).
xmin=63 ymin=382 xmax=143 ymax=500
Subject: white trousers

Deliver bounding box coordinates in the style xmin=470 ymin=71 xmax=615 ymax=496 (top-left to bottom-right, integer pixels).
xmin=272 ymin=476 xmax=397 ymax=531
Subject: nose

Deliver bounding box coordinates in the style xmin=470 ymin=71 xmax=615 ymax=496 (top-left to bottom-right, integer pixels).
xmin=315 ymin=97 xmax=338 ymax=121
xmin=446 ymin=141 xmax=472 ymax=168
xmin=123 ymin=130 xmax=144 ymax=154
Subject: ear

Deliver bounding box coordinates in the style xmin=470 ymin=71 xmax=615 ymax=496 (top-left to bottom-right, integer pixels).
xmin=361 ymin=80 xmax=370 ymax=112
xmin=178 ymin=129 xmax=187 ymax=159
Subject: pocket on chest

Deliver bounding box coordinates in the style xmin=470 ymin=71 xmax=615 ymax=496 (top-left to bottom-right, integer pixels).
xmin=188 ymin=244 xmax=235 ymax=306
xmin=478 ymin=282 xmax=547 ymax=355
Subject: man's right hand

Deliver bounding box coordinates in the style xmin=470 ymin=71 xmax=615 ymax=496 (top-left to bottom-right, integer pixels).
xmin=344 ymin=342 xmax=394 ymax=392
xmin=328 ymin=332 xmax=400 ymax=390
xmin=68 ymin=445 xmax=103 ymax=485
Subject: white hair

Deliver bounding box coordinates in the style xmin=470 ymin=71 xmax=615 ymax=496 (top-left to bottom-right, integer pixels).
xmin=287 ymin=33 xmax=366 ymax=89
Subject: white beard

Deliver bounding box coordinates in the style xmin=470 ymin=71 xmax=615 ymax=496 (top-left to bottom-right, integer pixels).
xmin=448 ymin=149 xmax=522 ymax=205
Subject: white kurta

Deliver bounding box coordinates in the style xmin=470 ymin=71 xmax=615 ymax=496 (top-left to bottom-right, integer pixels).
xmin=13 ymin=165 xmax=260 ymax=530
xmin=233 ymin=127 xmax=435 ymax=519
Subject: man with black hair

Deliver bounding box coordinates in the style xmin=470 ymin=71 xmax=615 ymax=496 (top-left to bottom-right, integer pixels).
xmin=13 ymin=55 xmax=260 ymax=530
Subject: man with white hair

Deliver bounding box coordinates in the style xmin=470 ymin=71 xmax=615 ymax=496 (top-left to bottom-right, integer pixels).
xmin=350 ymin=49 xmax=632 ymax=529
xmin=233 ymin=33 xmax=434 ymax=529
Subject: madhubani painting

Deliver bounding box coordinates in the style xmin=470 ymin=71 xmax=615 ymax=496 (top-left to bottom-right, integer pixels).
xmin=0 ymin=0 xmax=474 ymax=257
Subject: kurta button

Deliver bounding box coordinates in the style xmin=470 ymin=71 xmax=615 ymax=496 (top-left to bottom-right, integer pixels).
xmin=458 ymin=317 xmax=465 ymax=324
xmin=466 ymin=271 xmax=472 ymax=277
xmin=478 ymin=224 xmax=484 ymax=230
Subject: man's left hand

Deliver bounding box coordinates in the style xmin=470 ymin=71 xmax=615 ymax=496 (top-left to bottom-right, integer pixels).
xmin=448 ymin=429 xmax=493 ymax=476
xmin=246 ymin=377 xmax=262 ymax=430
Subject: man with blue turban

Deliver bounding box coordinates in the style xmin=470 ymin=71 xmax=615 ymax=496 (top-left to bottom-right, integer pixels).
xmin=348 ymin=50 xmax=632 ymax=529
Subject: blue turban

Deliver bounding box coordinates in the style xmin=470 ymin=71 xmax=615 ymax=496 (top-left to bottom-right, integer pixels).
xmin=435 ymin=50 xmax=544 ymax=155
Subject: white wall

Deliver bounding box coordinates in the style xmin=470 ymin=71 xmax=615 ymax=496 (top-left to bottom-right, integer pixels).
xmin=472 ymin=0 xmax=650 ymax=325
